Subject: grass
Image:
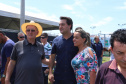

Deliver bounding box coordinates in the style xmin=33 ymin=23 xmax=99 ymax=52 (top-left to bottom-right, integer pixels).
xmin=102 ymin=56 xmax=110 ymax=63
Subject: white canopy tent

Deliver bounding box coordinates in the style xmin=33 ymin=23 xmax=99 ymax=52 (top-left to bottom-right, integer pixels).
xmin=0 ymin=10 xmax=59 ymax=33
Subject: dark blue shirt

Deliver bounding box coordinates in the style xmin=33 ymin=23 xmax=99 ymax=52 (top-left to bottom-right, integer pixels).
xmin=1 ymin=39 xmax=15 ymax=82
xmin=1 ymin=39 xmax=15 ymax=75
xmin=51 ymin=35 xmax=78 ymax=80
xmin=91 ymin=42 xmax=103 ymax=58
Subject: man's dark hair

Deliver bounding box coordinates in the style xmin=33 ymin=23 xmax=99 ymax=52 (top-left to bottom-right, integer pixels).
xmin=0 ymin=31 xmax=6 ymax=36
xmin=110 ymin=29 xmax=126 ymax=49
xmin=60 ymin=16 xmax=73 ymax=30
xmin=41 ymin=33 xmax=48 ymax=38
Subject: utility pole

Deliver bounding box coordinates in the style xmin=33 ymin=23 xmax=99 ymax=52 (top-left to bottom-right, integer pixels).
xmin=20 ymin=0 xmax=25 ymax=32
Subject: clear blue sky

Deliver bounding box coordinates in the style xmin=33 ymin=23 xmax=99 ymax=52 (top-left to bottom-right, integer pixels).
xmin=0 ymin=0 xmax=126 ymax=35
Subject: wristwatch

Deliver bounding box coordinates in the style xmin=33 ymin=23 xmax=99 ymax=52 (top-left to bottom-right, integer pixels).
xmin=2 ymin=74 xmax=6 ymax=77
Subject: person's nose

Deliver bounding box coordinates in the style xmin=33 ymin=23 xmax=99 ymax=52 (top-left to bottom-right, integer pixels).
xmin=73 ymin=38 xmax=75 ymax=42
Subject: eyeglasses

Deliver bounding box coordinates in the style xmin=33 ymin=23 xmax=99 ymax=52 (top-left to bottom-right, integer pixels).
xmin=19 ymin=36 xmax=25 ymax=38
xmin=41 ymin=37 xmax=46 ymax=39
xmin=26 ymin=29 xmax=35 ymax=32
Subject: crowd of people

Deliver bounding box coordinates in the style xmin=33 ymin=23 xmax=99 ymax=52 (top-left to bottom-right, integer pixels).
xmin=0 ymin=16 xmax=126 ymax=84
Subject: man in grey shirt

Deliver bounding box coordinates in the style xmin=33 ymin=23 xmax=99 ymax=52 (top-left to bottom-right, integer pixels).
xmin=5 ymin=21 xmax=49 ymax=84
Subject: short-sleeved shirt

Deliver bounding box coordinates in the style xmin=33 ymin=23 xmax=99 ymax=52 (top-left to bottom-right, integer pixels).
xmin=11 ymin=39 xmax=45 ymax=84
xmin=42 ymin=42 xmax=52 ymax=67
xmin=71 ymin=47 xmax=97 ymax=84
xmin=51 ymin=35 xmax=78 ymax=80
xmin=1 ymin=39 xmax=15 ymax=75
xmin=95 ymin=59 xmax=126 ymax=84
xmin=91 ymin=42 xmax=103 ymax=58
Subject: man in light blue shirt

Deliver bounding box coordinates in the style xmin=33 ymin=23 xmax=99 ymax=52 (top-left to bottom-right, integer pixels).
xmin=40 ymin=33 xmax=52 ymax=84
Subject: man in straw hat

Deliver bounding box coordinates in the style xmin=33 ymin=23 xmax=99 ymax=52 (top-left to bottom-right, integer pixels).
xmin=5 ymin=21 xmax=50 ymax=84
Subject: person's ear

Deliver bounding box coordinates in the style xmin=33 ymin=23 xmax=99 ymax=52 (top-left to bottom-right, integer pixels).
xmin=68 ymin=25 xmax=71 ymax=30
xmin=111 ymin=47 xmax=113 ymax=54
xmin=83 ymin=38 xmax=86 ymax=43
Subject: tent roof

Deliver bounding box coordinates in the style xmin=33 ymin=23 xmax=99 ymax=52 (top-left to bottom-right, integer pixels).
xmin=0 ymin=10 xmax=59 ymax=32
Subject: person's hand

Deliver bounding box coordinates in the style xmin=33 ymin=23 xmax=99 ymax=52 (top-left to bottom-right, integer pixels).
xmin=48 ymin=73 xmax=55 ymax=84
xmin=101 ymin=55 xmax=103 ymax=57
xmin=1 ymin=77 xmax=5 ymax=84
xmin=44 ymin=69 xmax=49 ymax=74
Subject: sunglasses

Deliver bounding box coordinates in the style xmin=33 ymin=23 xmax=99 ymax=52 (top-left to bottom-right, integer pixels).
xmin=26 ymin=29 xmax=35 ymax=32
xmin=20 ymin=36 xmax=25 ymax=38
xmin=41 ymin=37 xmax=46 ymax=39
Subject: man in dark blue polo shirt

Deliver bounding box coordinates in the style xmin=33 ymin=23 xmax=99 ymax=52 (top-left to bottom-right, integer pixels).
xmin=49 ymin=16 xmax=78 ymax=84
xmin=95 ymin=29 xmax=126 ymax=84
xmin=0 ymin=31 xmax=15 ymax=84
xmin=92 ymin=36 xmax=103 ymax=67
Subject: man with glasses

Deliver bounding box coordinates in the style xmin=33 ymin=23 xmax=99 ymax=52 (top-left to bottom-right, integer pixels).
xmin=40 ymin=33 xmax=52 ymax=84
xmin=5 ymin=21 xmax=50 ymax=84
xmin=17 ymin=32 xmax=25 ymax=41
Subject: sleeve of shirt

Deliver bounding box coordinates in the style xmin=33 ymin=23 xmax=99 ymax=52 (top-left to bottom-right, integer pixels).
xmin=95 ymin=61 xmax=111 ymax=84
xmin=95 ymin=68 xmax=103 ymax=84
xmin=5 ymin=43 xmax=14 ymax=58
xmin=51 ymin=41 xmax=56 ymax=54
xmin=10 ymin=45 xmax=17 ymax=61
xmin=88 ymin=49 xmax=98 ymax=72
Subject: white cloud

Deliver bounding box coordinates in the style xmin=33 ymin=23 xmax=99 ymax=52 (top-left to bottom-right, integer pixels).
xmin=74 ymin=0 xmax=86 ymax=6
xmin=0 ymin=3 xmax=58 ymax=22
xmin=73 ymin=24 xmax=86 ymax=30
xmin=62 ymin=5 xmax=73 ymax=10
xmin=0 ymin=3 xmax=20 ymax=14
xmin=91 ymin=17 xmax=113 ymax=26
xmin=74 ymin=0 xmax=86 ymax=11
xmin=26 ymin=6 xmax=42 ymax=13
xmin=117 ymin=2 xmax=126 ymax=10
xmin=25 ymin=11 xmax=58 ymax=22
xmin=61 ymin=0 xmax=87 ymax=19
xmin=88 ymin=15 xmax=94 ymax=21
xmin=13 ymin=2 xmax=20 ymax=6
xmin=76 ymin=14 xmax=85 ymax=18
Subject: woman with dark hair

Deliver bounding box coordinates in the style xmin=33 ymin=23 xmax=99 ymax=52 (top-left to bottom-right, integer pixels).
xmin=71 ymin=28 xmax=98 ymax=84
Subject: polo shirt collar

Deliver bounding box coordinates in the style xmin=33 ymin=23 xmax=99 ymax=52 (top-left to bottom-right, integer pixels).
xmin=24 ymin=39 xmax=39 ymax=46
xmin=62 ymin=34 xmax=73 ymax=40
xmin=109 ymin=59 xmax=117 ymax=70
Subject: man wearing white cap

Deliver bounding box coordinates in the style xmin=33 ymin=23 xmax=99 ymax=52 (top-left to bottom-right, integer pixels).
xmin=5 ymin=21 xmax=49 ymax=84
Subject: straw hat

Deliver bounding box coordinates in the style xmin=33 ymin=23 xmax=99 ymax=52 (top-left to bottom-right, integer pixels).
xmin=21 ymin=21 xmax=43 ymax=37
